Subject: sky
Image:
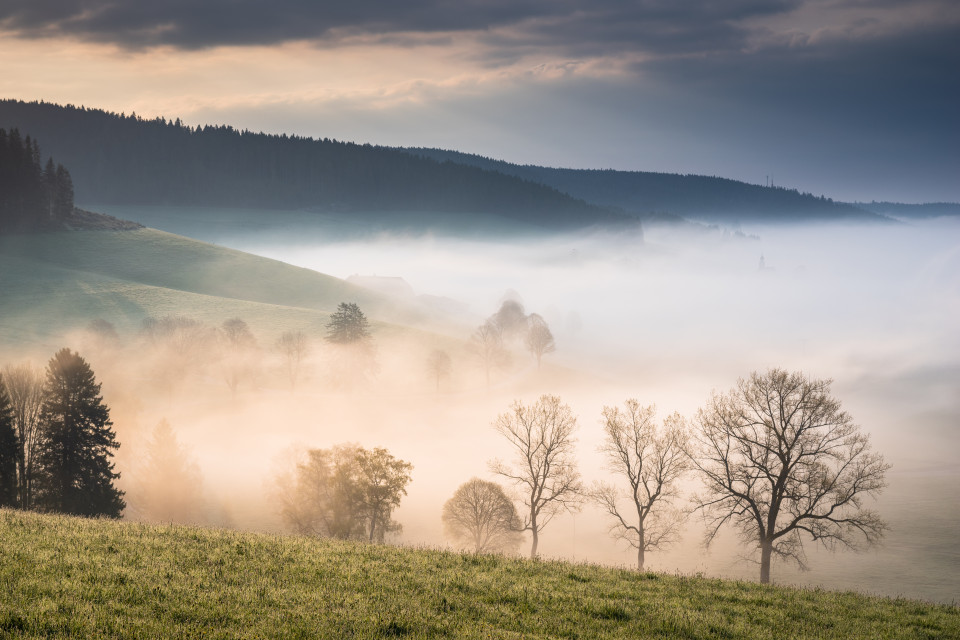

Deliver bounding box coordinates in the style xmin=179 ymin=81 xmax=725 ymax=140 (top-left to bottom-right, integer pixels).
xmin=1 ymin=0 xmax=958 ymax=203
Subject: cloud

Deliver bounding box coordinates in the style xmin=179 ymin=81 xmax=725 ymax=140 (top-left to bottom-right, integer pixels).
xmin=0 ymin=1 xmax=802 ymax=52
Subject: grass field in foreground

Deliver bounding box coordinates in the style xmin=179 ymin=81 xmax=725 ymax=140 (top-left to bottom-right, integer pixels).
xmin=1 ymin=510 xmax=957 ymax=639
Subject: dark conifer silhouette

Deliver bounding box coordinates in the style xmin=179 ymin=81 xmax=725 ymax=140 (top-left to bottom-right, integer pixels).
xmin=33 ymin=349 xmax=124 ymax=518
xmin=325 ymin=303 xmax=372 ymax=344
xmin=0 ymin=126 xmax=74 ymax=232
xmin=0 ymin=376 xmax=18 ymax=507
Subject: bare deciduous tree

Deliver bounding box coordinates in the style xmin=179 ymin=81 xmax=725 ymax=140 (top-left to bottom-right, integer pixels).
xmin=2 ymin=362 xmax=44 ymax=508
xmin=276 ymin=330 xmax=309 ymax=389
xmin=470 ymin=321 xmax=509 ymax=389
xmin=592 ymin=401 xmax=690 ymax=570
xmin=442 ymin=478 xmax=523 ymax=554
xmin=219 ymin=318 xmax=259 ymax=396
xmin=525 ymin=313 xmax=556 ymax=370
xmin=426 ymin=349 xmax=452 ymax=392
xmin=490 ymin=395 xmax=582 ymax=558
xmin=690 ymin=369 xmax=889 ymax=584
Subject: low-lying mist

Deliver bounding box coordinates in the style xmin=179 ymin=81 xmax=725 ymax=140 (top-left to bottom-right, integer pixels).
xmin=7 ymin=212 xmax=958 ymax=603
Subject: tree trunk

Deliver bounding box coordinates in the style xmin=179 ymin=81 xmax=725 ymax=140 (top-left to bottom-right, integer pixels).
xmin=530 ymin=526 xmax=539 ymax=559
xmin=637 ymin=528 xmax=646 ymax=571
xmin=760 ymin=539 xmax=773 ymax=584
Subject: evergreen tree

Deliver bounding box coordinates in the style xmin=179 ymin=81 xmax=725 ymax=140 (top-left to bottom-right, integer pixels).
xmin=33 ymin=348 xmax=124 ymax=518
xmin=0 ymin=376 xmax=19 ymax=507
xmin=325 ymin=303 xmax=371 ymax=344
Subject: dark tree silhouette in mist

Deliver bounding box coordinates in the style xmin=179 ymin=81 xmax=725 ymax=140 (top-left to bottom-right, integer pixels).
xmin=325 ymin=303 xmax=371 ymax=344
xmin=0 ymin=127 xmax=74 ymax=232
xmin=426 ymin=349 xmax=452 ymax=392
xmin=325 ymin=303 xmax=378 ymax=388
xmin=0 ymin=376 xmax=18 ymax=507
xmin=33 ymin=349 xmax=124 ymax=518
xmin=470 ymin=321 xmax=509 ymax=389
xmin=525 ymin=313 xmax=555 ymax=369
xmin=690 ymin=369 xmax=889 ymax=584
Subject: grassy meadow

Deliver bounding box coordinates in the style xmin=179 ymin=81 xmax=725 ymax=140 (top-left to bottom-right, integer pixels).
xmin=1 ymin=509 xmax=957 ymax=639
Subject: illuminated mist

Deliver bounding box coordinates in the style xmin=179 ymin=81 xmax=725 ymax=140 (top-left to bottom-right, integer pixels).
xmin=4 ymin=213 xmax=958 ymax=603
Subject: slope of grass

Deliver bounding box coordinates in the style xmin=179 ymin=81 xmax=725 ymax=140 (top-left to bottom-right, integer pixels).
xmin=1 ymin=510 xmax=956 ymax=639
xmin=0 ymin=228 xmax=452 ymax=346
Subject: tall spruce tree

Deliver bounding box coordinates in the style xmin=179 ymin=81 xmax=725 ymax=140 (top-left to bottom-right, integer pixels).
xmin=33 ymin=349 xmax=124 ymax=518
xmin=0 ymin=376 xmax=19 ymax=507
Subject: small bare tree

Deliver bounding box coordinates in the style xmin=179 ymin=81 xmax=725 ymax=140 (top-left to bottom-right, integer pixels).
xmin=592 ymin=401 xmax=690 ymax=570
xmin=442 ymin=478 xmax=523 ymax=554
xmin=690 ymin=369 xmax=889 ymax=584
xmin=276 ymin=330 xmax=309 ymax=389
xmin=425 ymin=349 xmax=452 ymax=392
xmin=490 ymin=395 xmax=582 ymax=558
xmin=525 ymin=313 xmax=556 ymax=370
xmin=470 ymin=321 xmax=509 ymax=389
xmin=2 ymin=363 xmax=44 ymax=508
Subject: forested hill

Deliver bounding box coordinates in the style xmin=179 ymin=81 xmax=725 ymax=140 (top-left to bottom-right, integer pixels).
xmin=0 ymin=127 xmax=74 ymax=232
xmin=404 ymin=148 xmax=885 ymax=224
xmin=0 ymin=100 xmax=632 ymax=231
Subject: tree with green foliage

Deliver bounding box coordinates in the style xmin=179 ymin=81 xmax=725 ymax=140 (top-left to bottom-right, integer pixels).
xmin=442 ymin=478 xmax=523 ymax=554
xmin=325 ymin=303 xmax=371 ymax=344
xmin=279 ymin=443 xmax=412 ymax=543
xmin=325 ymin=303 xmax=378 ymax=388
xmin=32 ymin=348 xmax=124 ymax=518
xmin=690 ymin=369 xmax=889 ymax=584
xmin=0 ymin=376 xmax=19 ymax=507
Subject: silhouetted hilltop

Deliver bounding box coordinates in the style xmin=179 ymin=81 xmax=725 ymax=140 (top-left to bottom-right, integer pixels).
xmin=0 ymin=100 xmax=633 ymax=231
xmin=857 ymin=202 xmax=960 ymax=219
xmin=404 ymin=148 xmax=887 ymax=224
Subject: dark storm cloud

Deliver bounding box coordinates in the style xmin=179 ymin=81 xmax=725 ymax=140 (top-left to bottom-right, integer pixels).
xmin=0 ymin=0 xmax=801 ymax=52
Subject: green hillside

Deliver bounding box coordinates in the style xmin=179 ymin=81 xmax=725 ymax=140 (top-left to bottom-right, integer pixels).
xmin=1 ymin=510 xmax=956 ymax=639
xmin=0 ymin=228 xmax=445 ymax=347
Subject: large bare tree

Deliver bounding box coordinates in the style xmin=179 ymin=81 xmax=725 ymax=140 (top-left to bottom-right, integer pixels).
xmin=490 ymin=395 xmax=582 ymax=558
xmin=690 ymin=369 xmax=889 ymax=584
xmin=592 ymin=401 xmax=690 ymax=570
xmin=2 ymin=363 xmax=44 ymax=508
xmin=442 ymin=478 xmax=523 ymax=554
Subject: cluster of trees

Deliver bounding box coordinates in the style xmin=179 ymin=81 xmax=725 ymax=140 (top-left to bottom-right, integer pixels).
xmin=89 ymin=302 xmax=381 ymax=396
xmin=442 ymin=370 xmax=888 ymax=584
xmin=0 ymin=128 xmax=74 ymax=233
xmin=0 ymin=349 xmax=123 ymax=518
xmin=0 ymin=100 xmax=633 ymax=229
xmin=470 ymin=299 xmax=556 ymax=387
xmin=276 ymin=444 xmax=413 ymax=543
